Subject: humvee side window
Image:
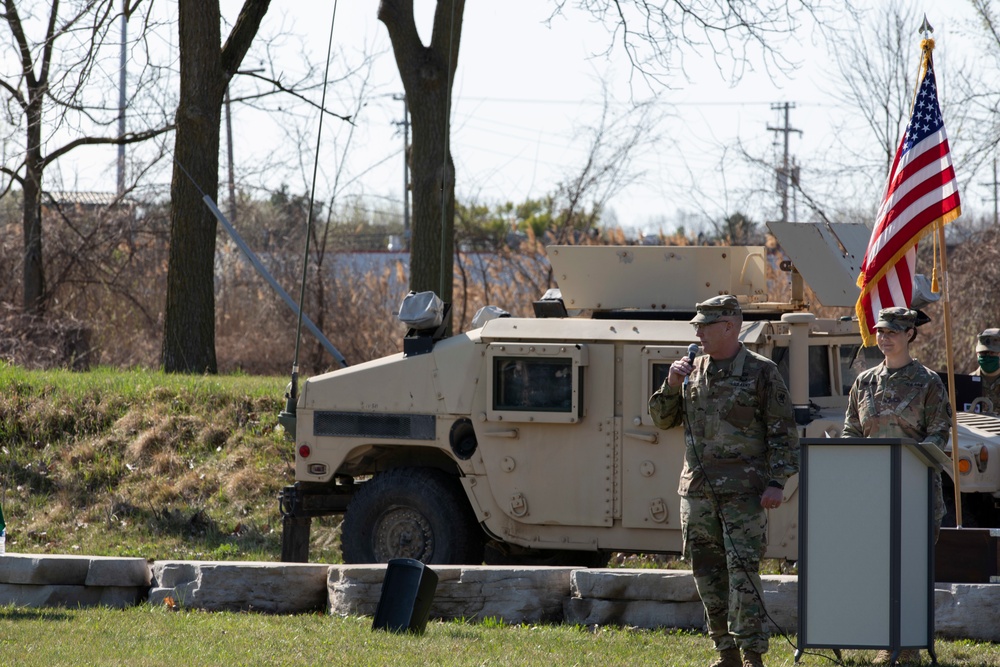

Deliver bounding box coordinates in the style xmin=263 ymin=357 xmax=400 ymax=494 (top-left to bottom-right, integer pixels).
xmin=493 ymin=357 xmax=573 ymax=412
xmin=638 ymin=346 xmax=692 ymax=426
xmin=485 ymin=342 xmax=588 ymax=423
xmin=772 ymin=345 xmax=833 ymax=397
xmin=839 ymin=344 xmax=884 ymax=394
xmin=651 ymin=363 xmax=671 ymax=395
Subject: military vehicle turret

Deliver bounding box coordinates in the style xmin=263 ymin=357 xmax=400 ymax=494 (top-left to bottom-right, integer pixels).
xmin=277 ymin=221 xmax=1000 ymax=565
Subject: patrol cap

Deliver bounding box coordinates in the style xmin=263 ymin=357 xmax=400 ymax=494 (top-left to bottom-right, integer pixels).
xmin=977 ymin=328 xmax=1000 ymax=353
xmin=690 ymin=295 xmax=741 ymax=324
xmin=874 ymin=307 xmax=917 ymax=332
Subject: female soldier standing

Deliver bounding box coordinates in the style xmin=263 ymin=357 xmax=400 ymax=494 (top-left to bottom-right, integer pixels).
xmin=843 ymin=306 xmax=952 ymax=665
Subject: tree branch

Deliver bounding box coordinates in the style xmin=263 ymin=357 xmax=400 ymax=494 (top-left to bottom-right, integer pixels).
xmin=378 ymin=0 xmax=424 ymax=72
xmin=42 ymin=125 xmax=174 ymax=167
xmin=239 ymin=71 xmax=353 ymax=123
xmin=220 ymin=0 xmax=271 ymax=79
xmin=429 ymin=0 xmax=465 ymax=78
xmin=0 ymin=76 xmax=26 ymax=108
xmin=0 ymin=165 xmax=25 ymax=188
xmin=4 ymin=0 xmax=38 ymax=88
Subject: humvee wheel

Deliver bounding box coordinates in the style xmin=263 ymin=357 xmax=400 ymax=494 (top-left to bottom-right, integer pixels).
xmin=341 ymin=467 xmax=485 ymax=564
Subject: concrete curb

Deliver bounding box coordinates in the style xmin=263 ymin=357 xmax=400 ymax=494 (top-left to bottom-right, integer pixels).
xmin=0 ymin=554 xmax=997 ymax=642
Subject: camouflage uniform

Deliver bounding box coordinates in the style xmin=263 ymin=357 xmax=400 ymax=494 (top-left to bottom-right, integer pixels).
xmin=971 ymin=367 xmax=1000 ymax=414
xmin=649 ymin=342 xmax=799 ymax=655
xmin=973 ymin=328 xmax=1000 ymax=414
xmin=843 ymin=358 xmax=952 ymax=534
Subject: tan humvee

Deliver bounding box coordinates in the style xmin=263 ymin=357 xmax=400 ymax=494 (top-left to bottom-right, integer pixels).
xmin=278 ymin=221 xmax=1000 ymax=565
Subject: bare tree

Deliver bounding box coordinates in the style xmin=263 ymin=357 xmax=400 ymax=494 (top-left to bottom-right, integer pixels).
xmin=160 ymin=0 xmax=270 ymax=374
xmin=721 ymin=2 xmax=928 ymax=228
xmin=548 ymin=88 xmax=659 ymax=243
xmin=830 ymin=1 xmax=918 ymax=175
xmin=0 ymin=0 xmax=171 ymax=314
xmin=557 ymin=0 xmax=850 ymax=89
xmin=952 ymin=0 xmax=1000 ymax=180
xmin=378 ymin=0 xmax=833 ymax=317
xmin=378 ymin=0 xmax=464 ymax=309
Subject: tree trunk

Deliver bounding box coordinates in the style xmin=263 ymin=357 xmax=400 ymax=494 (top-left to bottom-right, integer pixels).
xmin=22 ymin=92 xmax=45 ymax=313
xmin=161 ymin=0 xmax=270 ymax=373
xmin=162 ymin=1 xmax=226 ymax=373
xmin=379 ymin=0 xmax=465 ymax=307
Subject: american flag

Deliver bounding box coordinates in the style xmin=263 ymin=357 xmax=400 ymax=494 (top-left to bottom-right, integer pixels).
xmin=855 ymin=48 xmax=962 ymax=346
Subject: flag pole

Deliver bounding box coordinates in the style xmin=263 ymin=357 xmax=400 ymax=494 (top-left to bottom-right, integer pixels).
xmin=938 ymin=221 xmax=963 ymax=527
xmin=918 ymin=20 xmax=964 ymax=527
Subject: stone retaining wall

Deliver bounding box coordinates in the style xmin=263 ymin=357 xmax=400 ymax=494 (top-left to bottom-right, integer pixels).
xmin=329 ymin=564 xmax=575 ymax=623
xmin=149 ymin=560 xmax=330 ymax=613
xmin=0 ymin=554 xmax=998 ymax=643
xmin=0 ymin=554 xmax=149 ymax=608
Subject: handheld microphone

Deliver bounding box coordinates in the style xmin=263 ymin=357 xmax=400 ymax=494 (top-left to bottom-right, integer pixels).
xmin=684 ymin=343 xmax=698 ymax=386
xmin=687 ymin=343 xmax=699 ymax=364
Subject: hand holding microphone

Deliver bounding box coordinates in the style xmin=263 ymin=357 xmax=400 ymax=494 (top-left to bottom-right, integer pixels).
xmin=667 ymin=343 xmax=700 ymax=388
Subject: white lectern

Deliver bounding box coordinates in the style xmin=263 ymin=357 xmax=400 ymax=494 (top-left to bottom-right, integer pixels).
xmin=795 ymin=437 xmax=949 ymax=666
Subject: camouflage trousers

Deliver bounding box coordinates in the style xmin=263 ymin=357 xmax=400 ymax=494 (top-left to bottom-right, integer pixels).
xmin=680 ymin=494 xmax=769 ymax=654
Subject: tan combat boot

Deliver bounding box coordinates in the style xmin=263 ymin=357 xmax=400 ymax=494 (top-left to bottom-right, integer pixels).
xmin=708 ymin=648 xmax=742 ymax=667
xmin=741 ymin=650 xmax=766 ymax=667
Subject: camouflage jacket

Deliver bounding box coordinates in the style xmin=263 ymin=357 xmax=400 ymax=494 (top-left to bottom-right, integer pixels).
xmin=843 ymin=359 xmax=951 ymax=448
xmin=648 ymin=344 xmax=800 ymax=497
xmin=972 ymin=367 xmax=1000 ymax=414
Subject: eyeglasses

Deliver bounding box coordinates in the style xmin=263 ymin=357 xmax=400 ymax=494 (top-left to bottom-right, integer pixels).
xmin=692 ymin=321 xmax=727 ymax=332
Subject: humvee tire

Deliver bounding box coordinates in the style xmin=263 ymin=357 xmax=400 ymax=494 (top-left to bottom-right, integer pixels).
xmin=341 ymin=467 xmax=486 ymax=564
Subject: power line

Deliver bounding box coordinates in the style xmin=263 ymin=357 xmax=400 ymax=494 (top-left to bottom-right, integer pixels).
xmin=456 ymin=96 xmax=825 ymax=108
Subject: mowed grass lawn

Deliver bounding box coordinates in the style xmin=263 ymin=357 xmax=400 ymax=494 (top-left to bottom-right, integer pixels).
xmin=1 ymin=606 xmax=1000 ymax=667
xmin=4 ymin=366 xmax=1000 ymax=666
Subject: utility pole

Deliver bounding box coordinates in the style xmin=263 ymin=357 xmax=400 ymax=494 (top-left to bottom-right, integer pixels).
xmin=225 ymin=87 xmax=237 ymax=222
xmin=767 ymin=102 xmax=802 ymax=223
xmin=393 ymin=93 xmax=410 ymax=248
xmin=981 ymin=156 xmax=999 ymax=227
xmin=117 ymin=2 xmax=127 ymax=196
xmin=224 ymin=69 xmax=264 ymax=223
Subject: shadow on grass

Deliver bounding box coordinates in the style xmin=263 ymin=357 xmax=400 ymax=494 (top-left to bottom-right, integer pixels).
xmin=0 ymin=606 xmax=73 ymax=621
xmin=108 ymin=500 xmax=282 ymax=559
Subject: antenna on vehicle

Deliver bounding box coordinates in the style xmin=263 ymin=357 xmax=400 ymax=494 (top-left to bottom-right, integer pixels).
xmin=280 ymin=0 xmax=346 ymax=433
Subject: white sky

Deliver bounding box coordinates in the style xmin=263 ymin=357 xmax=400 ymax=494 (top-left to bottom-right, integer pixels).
xmin=35 ymin=1 xmax=992 ymax=236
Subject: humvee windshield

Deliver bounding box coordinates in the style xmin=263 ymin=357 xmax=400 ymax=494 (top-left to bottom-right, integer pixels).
xmin=771 ymin=343 xmax=884 ymax=399
xmin=771 ymin=346 xmax=834 ymax=397
xmin=647 ymin=344 xmax=883 ymax=403
xmin=771 ymin=344 xmax=882 ymax=397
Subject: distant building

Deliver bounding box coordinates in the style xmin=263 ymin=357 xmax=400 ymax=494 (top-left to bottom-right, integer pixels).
xmin=42 ymin=191 xmax=138 ymax=219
